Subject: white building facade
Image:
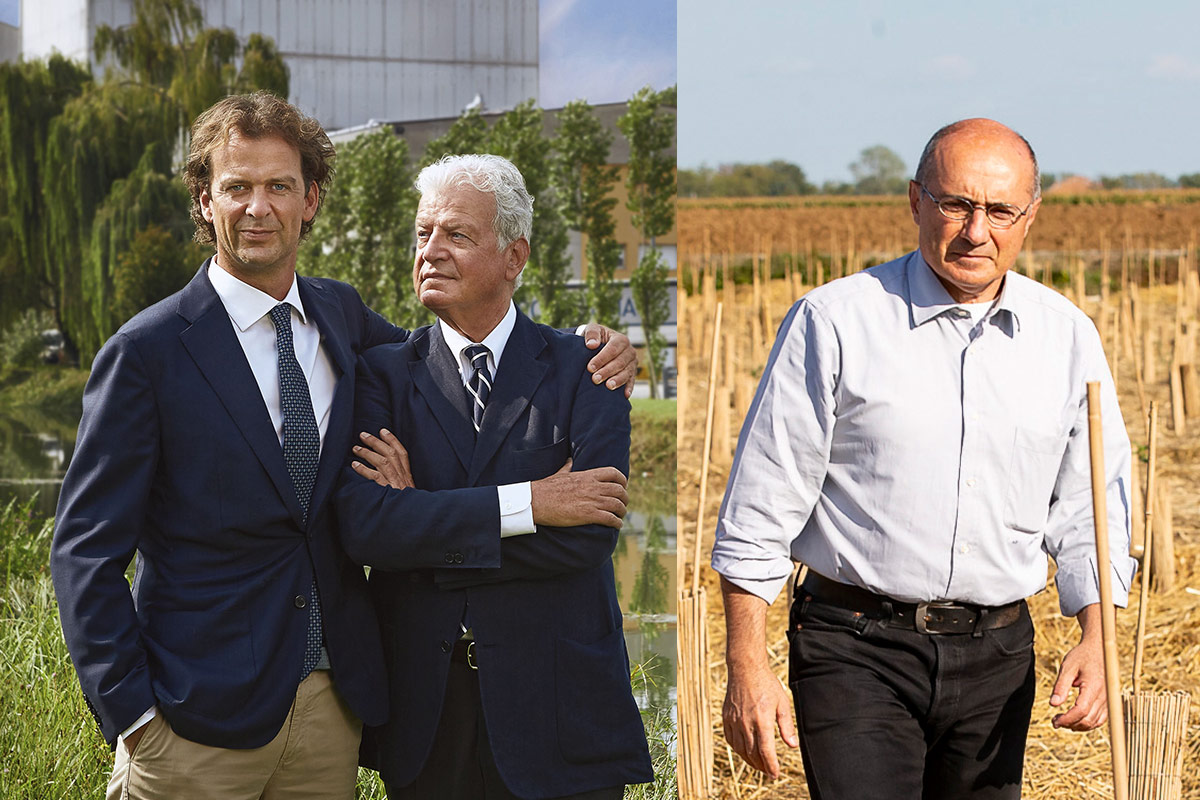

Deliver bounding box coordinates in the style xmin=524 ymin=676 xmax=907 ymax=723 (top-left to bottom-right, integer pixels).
xmin=19 ymin=0 xmax=538 ymax=130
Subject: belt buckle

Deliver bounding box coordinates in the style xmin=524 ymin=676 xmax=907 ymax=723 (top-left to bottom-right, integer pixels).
xmin=466 ymin=641 xmax=477 ymax=670
xmin=915 ymin=601 xmax=968 ymax=634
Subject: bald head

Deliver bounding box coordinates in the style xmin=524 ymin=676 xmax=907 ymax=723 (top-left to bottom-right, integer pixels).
xmin=915 ymin=118 xmax=1040 ymax=201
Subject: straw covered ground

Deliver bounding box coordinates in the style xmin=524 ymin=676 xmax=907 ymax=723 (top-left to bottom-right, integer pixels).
xmin=677 ymin=238 xmax=1200 ymax=798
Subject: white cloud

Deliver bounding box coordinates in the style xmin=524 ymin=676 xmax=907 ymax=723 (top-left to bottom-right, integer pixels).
xmin=1146 ymin=54 xmax=1200 ymax=81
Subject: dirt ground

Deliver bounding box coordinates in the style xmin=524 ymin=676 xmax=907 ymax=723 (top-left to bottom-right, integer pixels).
xmin=676 ymin=223 xmax=1200 ymax=798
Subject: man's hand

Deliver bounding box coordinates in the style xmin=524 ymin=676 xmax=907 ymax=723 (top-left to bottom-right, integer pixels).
xmin=581 ymin=324 xmax=638 ymax=399
xmin=123 ymin=719 xmax=152 ymax=755
xmin=1050 ymin=603 xmax=1108 ymax=731
xmin=351 ymin=429 xmax=414 ymax=490
xmin=531 ymin=459 xmax=628 ymax=528
xmin=721 ymin=577 xmax=799 ymax=779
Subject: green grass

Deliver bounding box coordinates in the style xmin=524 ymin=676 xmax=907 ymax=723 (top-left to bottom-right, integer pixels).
xmin=0 ymin=366 xmax=88 ymax=422
xmin=0 ymin=499 xmax=676 ymax=798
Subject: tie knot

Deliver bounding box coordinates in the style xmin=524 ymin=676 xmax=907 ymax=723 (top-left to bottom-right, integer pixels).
xmin=269 ymin=303 xmax=292 ymax=332
xmin=465 ymin=344 xmax=490 ymax=369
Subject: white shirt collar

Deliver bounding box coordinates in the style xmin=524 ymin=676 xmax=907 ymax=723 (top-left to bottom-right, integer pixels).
xmin=208 ymin=259 xmax=307 ymax=330
xmin=438 ymin=301 xmax=517 ymax=378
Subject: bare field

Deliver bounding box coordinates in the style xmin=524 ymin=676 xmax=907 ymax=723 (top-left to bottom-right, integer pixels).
xmin=677 ymin=201 xmax=1200 ymax=799
xmin=680 ymin=192 xmax=1200 ymax=268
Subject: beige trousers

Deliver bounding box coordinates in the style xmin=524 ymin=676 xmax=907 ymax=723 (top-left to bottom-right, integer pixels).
xmin=106 ymin=670 xmax=361 ymax=800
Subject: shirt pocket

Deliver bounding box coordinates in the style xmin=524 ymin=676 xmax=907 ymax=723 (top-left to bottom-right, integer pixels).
xmin=1003 ymin=427 xmax=1069 ymax=533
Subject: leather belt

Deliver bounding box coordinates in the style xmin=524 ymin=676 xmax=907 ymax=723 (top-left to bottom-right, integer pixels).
xmin=800 ymin=572 xmax=1022 ymax=636
xmin=452 ymin=639 xmax=478 ymax=670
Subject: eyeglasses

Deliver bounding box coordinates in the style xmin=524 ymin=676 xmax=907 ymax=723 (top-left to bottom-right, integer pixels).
xmin=918 ymin=184 xmax=1033 ymax=229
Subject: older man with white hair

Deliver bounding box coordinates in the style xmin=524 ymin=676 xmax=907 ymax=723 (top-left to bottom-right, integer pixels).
xmin=337 ymin=154 xmax=653 ymax=800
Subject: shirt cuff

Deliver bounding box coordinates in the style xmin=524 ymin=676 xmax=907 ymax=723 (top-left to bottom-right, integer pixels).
xmin=498 ymin=482 xmax=535 ymax=537
xmin=120 ymin=706 xmax=157 ymax=741
xmin=574 ymin=324 xmax=588 ymax=337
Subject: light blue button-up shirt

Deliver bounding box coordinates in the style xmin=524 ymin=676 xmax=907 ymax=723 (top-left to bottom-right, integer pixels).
xmin=712 ymin=251 xmax=1135 ymax=616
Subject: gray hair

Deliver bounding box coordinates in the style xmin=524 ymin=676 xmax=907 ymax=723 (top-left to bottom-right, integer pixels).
xmin=914 ymin=120 xmax=1042 ymax=202
xmin=415 ymin=154 xmax=534 ymax=250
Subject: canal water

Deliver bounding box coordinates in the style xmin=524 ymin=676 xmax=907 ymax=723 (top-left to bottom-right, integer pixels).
xmin=0 ymin=408 xmax=677 ymax=726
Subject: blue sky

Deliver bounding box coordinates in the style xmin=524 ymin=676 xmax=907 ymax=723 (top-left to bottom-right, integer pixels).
xmin=680 ymin=1 xmax=1200 ymax=183
xmin=0 ymin=0 xmax=15 ymax=26
xmin=539 ymin=0 xmax=676 ymax=108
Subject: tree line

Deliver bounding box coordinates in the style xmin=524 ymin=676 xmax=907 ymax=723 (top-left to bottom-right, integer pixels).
xmin=0 ymin=0 xmax=676 ymax=395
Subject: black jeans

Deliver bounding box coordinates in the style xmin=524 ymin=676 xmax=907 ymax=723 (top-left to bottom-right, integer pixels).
xmin=788 ymin=594 xmax=1036 ymax=800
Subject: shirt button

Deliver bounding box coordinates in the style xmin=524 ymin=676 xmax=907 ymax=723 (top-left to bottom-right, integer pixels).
xmin=294 ymin=595 xmax=307 ymax=609
xmin=504 ymin=502 xmax=513 ymax=511
xmin=440 ymin=640 xmax=452 ymax=653
xmin=960 ymin=544 xmax=971 ymax=554
xmin=966 ymin=478 xmax=977 ymax=488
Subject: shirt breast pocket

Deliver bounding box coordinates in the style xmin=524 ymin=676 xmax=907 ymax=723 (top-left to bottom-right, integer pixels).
xmin=1003 ymin=428 xmax=1069 ymax=533
xmin=508 ymin=437 xmax=570 ymax=482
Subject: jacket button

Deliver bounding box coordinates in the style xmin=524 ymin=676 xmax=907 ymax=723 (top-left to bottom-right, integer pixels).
xmin=294 ymin=595 xmax=307 ymax=609
xmin=440 ymin=640 xmax=452 ymax=653
xmin=454 ymin=553 xmax=464 ymax=564
xmin=444 ymin=553 xmax=455 ymax=564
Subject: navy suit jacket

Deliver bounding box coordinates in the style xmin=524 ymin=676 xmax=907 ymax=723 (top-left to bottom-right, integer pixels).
xmin=336 ymin=311 xmax=653 ymax=797
xmin=50 ymin=262 xmax=406 ymax=748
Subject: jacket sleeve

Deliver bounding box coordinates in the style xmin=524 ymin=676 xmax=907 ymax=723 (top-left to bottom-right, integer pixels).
xmin=435 ymin=356 xmax=630 ymax=590
xmin=335 ymin=352 xmax=503 ymax=571
xmin=49 ymin=332 xmax=160 ymax=746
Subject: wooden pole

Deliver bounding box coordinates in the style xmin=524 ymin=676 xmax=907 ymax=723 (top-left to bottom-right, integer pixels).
xmin=693 ymin=302 xmax=723 ymax=594
xmin=1086 ymin=382 xmax=1129 ymax=800
xmin=1132 ymin=403 xmax=1157 ymax=695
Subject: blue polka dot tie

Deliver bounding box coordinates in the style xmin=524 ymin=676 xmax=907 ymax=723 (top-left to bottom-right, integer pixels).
xmin=464 ymin=343 xmax=491 ymax=434
xmin=269 ymin=303 xmax=323 ymax=679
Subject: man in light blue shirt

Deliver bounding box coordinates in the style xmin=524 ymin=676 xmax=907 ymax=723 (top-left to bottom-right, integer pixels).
xmin=713 ymin=118 xmax=1135 ymax=799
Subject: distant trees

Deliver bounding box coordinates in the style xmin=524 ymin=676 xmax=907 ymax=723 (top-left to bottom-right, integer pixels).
xmin=678 ymin=160 xmax=813 ymax=198
xmin=849 ymin=145 xmax=907 ymax=195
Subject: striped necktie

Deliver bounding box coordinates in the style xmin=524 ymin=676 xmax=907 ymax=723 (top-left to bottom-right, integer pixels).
xmin=464 ymin=343 xmax=491 ymax=434
xmin=269 ymin=303 xmax=324 ymax=679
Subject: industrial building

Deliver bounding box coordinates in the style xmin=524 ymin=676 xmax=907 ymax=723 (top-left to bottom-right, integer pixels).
xmin=17 ymin=0 xmax=538 ymax=130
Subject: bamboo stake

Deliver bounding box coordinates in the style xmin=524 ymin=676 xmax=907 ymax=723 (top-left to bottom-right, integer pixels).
xmin=693 ymin=302 xmax=723 ymax=594
xmin=1086 ymin=382 xmax=1129 ymax=800
xmin=1132 ymin=403 xmax=1157 ymax=695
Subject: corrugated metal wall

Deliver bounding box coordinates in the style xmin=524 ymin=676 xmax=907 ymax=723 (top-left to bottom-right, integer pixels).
xmin=21 ymin=0 xmax=538 ymax=131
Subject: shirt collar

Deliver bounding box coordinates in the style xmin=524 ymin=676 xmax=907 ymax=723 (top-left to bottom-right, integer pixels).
xmin=208 ymin=259 xmax=307 ymax=331
xmin=907 ymin=251 xmax=1019 ymax=336
xmin=438 ymin=301 xmax=517 ymax=374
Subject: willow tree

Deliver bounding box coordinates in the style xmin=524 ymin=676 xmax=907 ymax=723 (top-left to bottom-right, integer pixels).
xmin=0 ymin=56 xmax=92 ymax=333
xmin=553 ymin=100 xmax=622 ymax=329
xmin=618 ymin=86 xmax=676 ymax=398
xmin=41 ymin=82 xmax=179 ymax=361
xmin=488 ymin=100 xmax=577 ymax=327
xmin=300 ymin=128 xmax=429 ymax=331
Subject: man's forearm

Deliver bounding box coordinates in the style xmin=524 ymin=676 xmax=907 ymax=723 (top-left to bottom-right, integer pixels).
xmin=722 ymin=576 xmax=773 ymax=673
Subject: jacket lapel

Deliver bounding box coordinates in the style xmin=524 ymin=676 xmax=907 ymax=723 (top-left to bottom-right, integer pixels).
xmin=467 ymin=312 xmax=549 ymax=484
xmin=299 ymin=277 xmax=355 ymax=525
xmin=410 ymin=325 xmax=476 ymax=472
xmin=176 ymin=262 xmax=303 ymax=524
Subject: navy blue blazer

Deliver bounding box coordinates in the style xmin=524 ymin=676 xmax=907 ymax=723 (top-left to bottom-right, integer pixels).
xmin=50 ymin=262 xmax=406 ymax=748
xmin=336 ymin=311 xmax=653 ymax=798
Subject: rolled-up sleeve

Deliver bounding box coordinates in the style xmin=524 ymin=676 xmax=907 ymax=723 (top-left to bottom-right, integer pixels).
xmin=711 ymin=299 xmax=839 ymax=604
xmin=1044 ymin=328 xmax=1136 ymax=617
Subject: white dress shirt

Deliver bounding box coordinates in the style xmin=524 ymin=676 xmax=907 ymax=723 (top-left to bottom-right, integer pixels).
xmin=712 ymin=251 xmax=1135 ymax=617
xmin=438 ymin=301 xmax=536 ymax=537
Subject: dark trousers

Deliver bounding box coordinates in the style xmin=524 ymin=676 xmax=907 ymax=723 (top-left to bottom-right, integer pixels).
xmin=787 ymin=594 xmax=1036 ymax=800
xmin=385 ymin=654 xmax=624 ymax=800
